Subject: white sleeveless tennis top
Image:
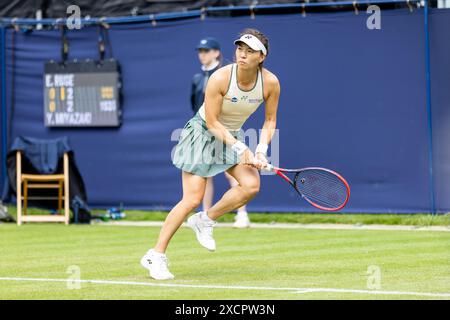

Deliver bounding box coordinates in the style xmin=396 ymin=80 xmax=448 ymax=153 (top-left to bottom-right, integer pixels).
xmin=198 ymin=63 xmax=264 ymax=131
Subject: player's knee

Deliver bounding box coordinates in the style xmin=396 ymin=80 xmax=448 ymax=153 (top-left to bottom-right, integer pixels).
xmin=242 ymin=181 xmax=260 ymax=198
xmin=182 ymin=197 xmax=202 ymax=211
xmin=250 ymin=184 xmax=260 ymax=197
xmin=190 ymin=197 xmax=203 ymax=210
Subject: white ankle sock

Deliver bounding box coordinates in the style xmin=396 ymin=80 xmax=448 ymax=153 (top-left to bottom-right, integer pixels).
xmin=150 ymin=249 xmax=165 ymax=257
xmin=237 ymin=211 xmax=248 ymax=218
xmin=201 ymin=211 xmax=214 ymax=222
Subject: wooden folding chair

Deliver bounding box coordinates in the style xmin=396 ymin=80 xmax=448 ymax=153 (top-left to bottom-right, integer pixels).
xmin=16 ymin=151 xmax=70 ymax=225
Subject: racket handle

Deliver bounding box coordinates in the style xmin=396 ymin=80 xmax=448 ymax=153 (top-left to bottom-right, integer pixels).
xmin=263 ymin=163 xmax=275 ymax=172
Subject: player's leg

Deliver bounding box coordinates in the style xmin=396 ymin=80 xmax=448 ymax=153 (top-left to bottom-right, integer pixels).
xmin=141 ymin=171 xmax=206 ymax=280
xmin=207 ymin=164 xmax=260 ymax=220
xmin=224 ymin=171 xmax=251 ymax=228
xmin=187 ymin=164 xmax=259 ymax=251
xmin=202 ymin=177 xmax=214 ymax=211
xmin=154 ymin=171 xmax=207 ymax=253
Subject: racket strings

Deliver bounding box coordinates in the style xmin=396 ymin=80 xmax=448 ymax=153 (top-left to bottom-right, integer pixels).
xmin=295 ymin=170 xmax=348 ymax=209
xmin=302 ymin=175 xmax=347 ymax=207
xmin=298 ymin=181 xmax=345 ymax=208
xmin=303 ymin=173 xmax=347 ymax=205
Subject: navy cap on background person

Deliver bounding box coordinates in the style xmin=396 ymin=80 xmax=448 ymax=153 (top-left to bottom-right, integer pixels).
xmin=196 ymin=37 xmax=221 ymax=50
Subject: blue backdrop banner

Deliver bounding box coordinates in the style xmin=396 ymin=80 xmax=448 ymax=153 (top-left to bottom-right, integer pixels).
xmin=1 ymin=9 xmax=449 ymax=213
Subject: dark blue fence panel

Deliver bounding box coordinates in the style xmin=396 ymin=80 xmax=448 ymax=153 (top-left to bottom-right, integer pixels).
xmin=0 ymin=25 xmax=6 ymax=198
xmin=1 ymin=9 xmax=439 ymax=212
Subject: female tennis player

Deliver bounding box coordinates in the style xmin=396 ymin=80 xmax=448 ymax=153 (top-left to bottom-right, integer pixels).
xmin=191 ymin=36 xmax=252 ymax=228
xmin=141 ymin=28 xmax=280 ymax=280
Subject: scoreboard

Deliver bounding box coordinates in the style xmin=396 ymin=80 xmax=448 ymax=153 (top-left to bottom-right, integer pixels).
xmin=44 ymin=59 xmax=122 ymax=127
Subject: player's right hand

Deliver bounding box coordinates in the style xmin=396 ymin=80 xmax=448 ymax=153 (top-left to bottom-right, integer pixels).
xmin=240 ymin=149 xmax=254 ymax=166
xmin=240 ymin=149 xmax=264 ymax=170
xmin=255 ymin=152 xmax=269 ymax=169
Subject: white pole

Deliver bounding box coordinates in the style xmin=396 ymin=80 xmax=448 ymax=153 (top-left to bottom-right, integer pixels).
xmin=36 ymin=9 xmax=42 ymax=30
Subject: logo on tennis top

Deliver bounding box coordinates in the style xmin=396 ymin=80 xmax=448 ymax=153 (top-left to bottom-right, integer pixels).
xmin=241 ymin=96 xmax=248 ymax=101
xmin=231 ymin=97 xmax=238 ymax=103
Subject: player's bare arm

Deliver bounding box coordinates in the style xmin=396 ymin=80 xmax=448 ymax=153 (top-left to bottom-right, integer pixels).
xmin=256 ymin=70 xmax=281 ymax=163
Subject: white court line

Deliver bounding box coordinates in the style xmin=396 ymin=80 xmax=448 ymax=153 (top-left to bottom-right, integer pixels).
xmin=99 ymin=221 xmax=450 ymax=232
xmin=0 ymin=277 xmax=449 ymax=298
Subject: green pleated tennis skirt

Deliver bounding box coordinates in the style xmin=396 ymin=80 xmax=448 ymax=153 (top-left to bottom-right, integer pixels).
xmin=172 ymin=112 xmax=243 ymax=177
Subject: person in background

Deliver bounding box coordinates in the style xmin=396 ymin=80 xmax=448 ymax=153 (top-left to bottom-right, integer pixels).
xmin=191 ymin=37 xmax=251 ymax=228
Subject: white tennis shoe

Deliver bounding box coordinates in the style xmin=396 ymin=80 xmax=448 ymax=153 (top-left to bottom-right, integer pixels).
xmin=187 ymin=211 xmax=216 ymax=251
xmin=140 ymin=249 xmax=174 ymax=280
xmin=233 ymin=212 xmax=250 ymax=228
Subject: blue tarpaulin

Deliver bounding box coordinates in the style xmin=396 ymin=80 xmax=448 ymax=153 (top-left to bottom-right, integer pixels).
xmin=0 ymin=9 xmax=449 ymax=213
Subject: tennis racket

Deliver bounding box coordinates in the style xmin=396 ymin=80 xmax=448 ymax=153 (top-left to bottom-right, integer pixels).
xmin=263 ymin=164 xmax=350 ymax=211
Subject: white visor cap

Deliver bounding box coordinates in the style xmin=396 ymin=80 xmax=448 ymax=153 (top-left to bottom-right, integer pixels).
xmin=234 ymin=34 xmax=267 ymax=56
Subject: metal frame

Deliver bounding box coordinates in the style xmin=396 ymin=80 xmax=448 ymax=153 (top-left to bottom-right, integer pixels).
xmin=0 ymin=1 xmax=421 ymax=27
xmin=423 ymin=0 xmax=436 ymax=214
